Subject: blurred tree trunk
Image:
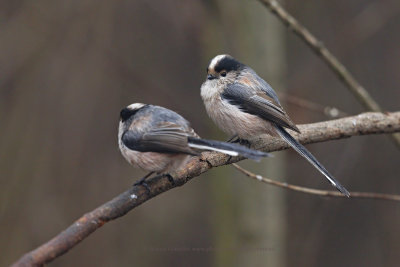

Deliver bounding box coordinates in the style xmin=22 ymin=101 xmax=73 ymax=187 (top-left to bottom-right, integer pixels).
xmin=236 ymin=1 xmax=288 ymax=267
xmin=203 ymin=1 xmax=288 ymax=266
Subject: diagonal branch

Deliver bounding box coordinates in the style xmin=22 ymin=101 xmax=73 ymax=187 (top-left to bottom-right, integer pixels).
xmin=11 ymin=111 xmax=400 ymax=267
xmin=258 ymin=0 xmax=400 ymax=148
xmin=232 ymin=163 xmax=400 ymax=202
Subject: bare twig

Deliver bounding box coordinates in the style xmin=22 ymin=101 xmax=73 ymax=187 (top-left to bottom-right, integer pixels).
xmin=232 ymin=163 xmax=400 ymax=201
xmin=11 ymin=111 xmax=400 ymax=267
xmin=258 ymin=0 xmax=400 ymax=148
xmin=277 ymin=92 xmax=348 ymax=118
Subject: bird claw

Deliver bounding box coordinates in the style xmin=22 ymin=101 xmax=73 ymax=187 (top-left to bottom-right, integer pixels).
xmin=227 ymin=136 xmax=251 ymax=147
xmin=133 ymin=172 xmax=154 ymax=194
xmin=226 ymin=135 xmax=239 ymax=143
xmin=133 ymin=179 xmax=151 ymax=194
xmin=165 ymin=174 xmax=176 ymax=186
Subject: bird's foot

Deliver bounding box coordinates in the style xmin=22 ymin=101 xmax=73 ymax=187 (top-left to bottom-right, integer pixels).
xmin=227 ymin=135 xmax=251 ymax=147
xmin=133 ymin=172 xmax=154 ymax=194
xmin=165 ymin=174 xmax=176 ymax=186
xmin=226 ymin=135 xmax=239 ymax=143
xmin=238 ymin=138 xmax=251 ymax=147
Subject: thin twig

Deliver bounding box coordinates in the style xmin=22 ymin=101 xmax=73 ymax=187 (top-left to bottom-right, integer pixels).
xmin=11 ymin=111 xmax=400 ymax=267
xmin=277 ymin=92 xmax=348 ymax=118
xmin=232 ymin=163 xmax=400 ymax=201
xmin=258 ymin=0 xmax=400 ymax=148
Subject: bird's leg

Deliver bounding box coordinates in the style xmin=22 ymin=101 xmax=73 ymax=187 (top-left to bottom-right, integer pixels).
xmin=226 ymin=135 xmax=239 ymax=162
xmin=227 ymin=135 xmax=251 ymax=147
xmin=133 ymin=171 xmax=154 ymax=185
xmin=226 ymin=134 xmax=239 ymax=143
xmin=225 ymin=135 xmax=252 ymax=162
xmin=133 ymin=171 xmax=154 ymax=193
xmin=238 ymin=138 xmax=251 ymax=148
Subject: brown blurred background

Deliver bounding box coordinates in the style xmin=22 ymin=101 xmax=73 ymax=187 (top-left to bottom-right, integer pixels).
xmin=1 ymin=0 xmax=400 ymax=266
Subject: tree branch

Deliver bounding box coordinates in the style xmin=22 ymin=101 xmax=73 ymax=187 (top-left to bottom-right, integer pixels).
xmin=232 ymin=163 xmax=400 ymax=202
xmin=11 ymin=111 xmax=400 ymax=267
xmin=258 ymin=0 xmax=400 ymax=148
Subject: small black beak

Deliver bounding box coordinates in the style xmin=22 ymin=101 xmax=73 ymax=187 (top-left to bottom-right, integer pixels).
xmin=207 ymin=74 xmax=216 ymax=80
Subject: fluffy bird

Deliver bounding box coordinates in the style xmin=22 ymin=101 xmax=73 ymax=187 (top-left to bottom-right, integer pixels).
xmin=118 ymin=103 xmax=271 ymax=186
xmin=200 ymin=54 xmax=349 ymax=196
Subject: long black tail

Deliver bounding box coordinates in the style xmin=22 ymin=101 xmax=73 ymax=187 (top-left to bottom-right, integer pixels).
xmin=187 ymin=137 xmax=271 ymax=161
xmin=275 ymin=125 xmax=350 ymax=197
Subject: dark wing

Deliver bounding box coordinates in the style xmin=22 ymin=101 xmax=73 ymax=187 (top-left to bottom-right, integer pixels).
xmin=122 ymin=122 xmax=198 ymax=155
xmin=221 ymin=83 xmax=300 ymax=133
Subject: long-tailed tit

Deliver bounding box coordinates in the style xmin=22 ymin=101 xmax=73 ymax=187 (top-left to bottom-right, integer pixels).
xmin=118 ymin=103 xmax=271 ymax=186
xmin=200 ymin=54 xmax=349 ymax=196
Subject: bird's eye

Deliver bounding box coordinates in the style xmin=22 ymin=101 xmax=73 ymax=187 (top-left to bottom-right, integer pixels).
xmin=221 ymin=71 xmax=227 ymax=77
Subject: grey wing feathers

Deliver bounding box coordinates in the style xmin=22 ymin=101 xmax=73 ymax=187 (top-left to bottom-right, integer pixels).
xmin=221 ymin=83 xmax=300 ymax=133
xmin=253 ymin=72 xmax=282 ymax=105
xmin=122 ymin=123 xmax=198 ymax=155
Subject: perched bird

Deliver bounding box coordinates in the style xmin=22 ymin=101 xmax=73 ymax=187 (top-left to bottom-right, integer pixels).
xmin=118 ymin=103 xmax=271 ymax=186
xmin=200 ymin=54 xmax=349 ymax=196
